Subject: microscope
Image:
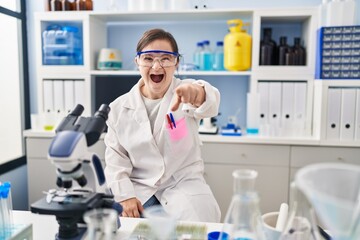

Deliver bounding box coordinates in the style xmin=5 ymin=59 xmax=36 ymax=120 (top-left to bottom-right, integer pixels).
xmin=31 ymin=104 xmax=122 ymax=240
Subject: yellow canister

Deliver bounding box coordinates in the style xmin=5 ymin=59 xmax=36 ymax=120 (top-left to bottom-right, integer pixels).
xmin=224 ymin=19 xmax=252 ymax=71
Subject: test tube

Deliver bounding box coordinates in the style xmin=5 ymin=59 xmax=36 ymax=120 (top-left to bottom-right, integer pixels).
xmin=3 ymin=182 xmax=13 ymax=227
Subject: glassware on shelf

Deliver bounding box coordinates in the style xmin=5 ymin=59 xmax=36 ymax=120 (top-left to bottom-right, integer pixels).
xmin=280 ymin=182 xmax=321 ymax=240
xmin=221 ymin=169 xmax=265 ymax=240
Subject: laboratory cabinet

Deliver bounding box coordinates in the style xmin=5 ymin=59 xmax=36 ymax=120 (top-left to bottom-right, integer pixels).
xmin=289 ymin=145 xmax=360 ymax=182
xmin=201 ymin=142 xmax=290 ymax=222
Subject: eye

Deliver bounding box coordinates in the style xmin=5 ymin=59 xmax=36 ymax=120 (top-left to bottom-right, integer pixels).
xmin=143 ymin=56 xmax=154 ymax=62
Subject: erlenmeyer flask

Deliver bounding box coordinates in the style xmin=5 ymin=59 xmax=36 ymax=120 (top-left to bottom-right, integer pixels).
xmin=280 ymin=182 xmax=321 ymax=240
xmin=220 ymin=169 xmax=265 ymax=240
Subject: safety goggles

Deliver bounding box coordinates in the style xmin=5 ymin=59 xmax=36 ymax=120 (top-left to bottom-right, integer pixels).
xmin=136 ymin=50 xmax=179 ymax=68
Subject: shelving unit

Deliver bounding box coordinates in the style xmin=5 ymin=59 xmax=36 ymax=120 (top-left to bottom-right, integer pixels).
xmin=29 ymin=7 xmax=360 ymax=218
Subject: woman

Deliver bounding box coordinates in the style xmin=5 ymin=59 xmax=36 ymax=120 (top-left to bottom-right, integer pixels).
xmin=104 ymin=28 xmax=221 ymax=222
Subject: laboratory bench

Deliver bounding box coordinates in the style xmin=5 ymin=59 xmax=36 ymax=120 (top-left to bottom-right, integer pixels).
xmin=24 ymin=129 xmax=360 ymax=221
xmin=11 ymin=210 xmax=223 ymax=239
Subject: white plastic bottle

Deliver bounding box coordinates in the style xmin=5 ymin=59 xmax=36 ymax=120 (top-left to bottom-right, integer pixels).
xmin=212 ymin=41 xmax=225 ymax=71
xmin=200 ymin=40 xmax=212 ymax=71
xmin=193 ymin=41 xmax=203 ymax=70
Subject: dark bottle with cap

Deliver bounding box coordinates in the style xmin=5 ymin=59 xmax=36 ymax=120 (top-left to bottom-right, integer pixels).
xmin=285 ymin=49 xmax=295 ymax=65
xmin=278 ymin=36 xmax=290 ymax=65
xmin=50 ymin=0 xmax=62 ymax=11
xmin=260 ymin=28 xmax=277 ymax=65
xmin=293 ymin=37 xmax=306 ymax=65
xmin=77 ymin=0 xmax=93 ymax=10
xmin=63 ymin=0 xmax=77 ymax=10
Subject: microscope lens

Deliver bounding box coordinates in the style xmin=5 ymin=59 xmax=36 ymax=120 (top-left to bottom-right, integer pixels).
xmin=76 ymin=175 xmax=87 ymax=187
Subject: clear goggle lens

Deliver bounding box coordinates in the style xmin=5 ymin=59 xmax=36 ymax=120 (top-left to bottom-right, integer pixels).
xmin=136 ymin=50 xmax=179 ymax=68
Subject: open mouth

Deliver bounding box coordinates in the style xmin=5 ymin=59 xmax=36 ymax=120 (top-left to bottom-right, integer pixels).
xmin=150 ymin=74 xmax=164 ymax=83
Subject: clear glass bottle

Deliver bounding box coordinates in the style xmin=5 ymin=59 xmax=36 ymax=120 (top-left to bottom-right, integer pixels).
xmin=193 ymin=41 xmax=203 ymax=70
xmin=200 ymin=40 xmax=213 ymax=71
xmin=280 ymin=182 xmax=321 ymax=240
xmin=213 ymin=41 xmax=225 ymax=71
xmin=221 ymin=169 xmax=265 ymax=240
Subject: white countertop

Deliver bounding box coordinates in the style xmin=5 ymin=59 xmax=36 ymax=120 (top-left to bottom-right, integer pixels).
xmin=12 ymin=210 xmax=223 ymax=240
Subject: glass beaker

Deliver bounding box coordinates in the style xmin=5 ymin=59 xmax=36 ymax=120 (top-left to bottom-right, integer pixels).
xmin=221 ymin=169 xmax=265 ymax=240
xmin=280 ymin=182 xmax=321 ymax=240
xmin=83 ymin=208 xmax=118 ymax=240
xmin=143 ymin=205 xmax=177 ymax=240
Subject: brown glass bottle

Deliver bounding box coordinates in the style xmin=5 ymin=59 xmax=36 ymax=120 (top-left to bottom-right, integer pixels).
xmin=293 ymin=37 xmax=306 ymax=65
xmin=77 ymin=0 xmax=93 ymax=10
xmin=260 ymin=28 xmax=276 ymax=65
xmin=278 ymin=36 xmax=290 ymax=65
xmin=63 ymin=0 xmax=77 ymax=10
xmin=50 ymin=0 xmax=63 ymax=11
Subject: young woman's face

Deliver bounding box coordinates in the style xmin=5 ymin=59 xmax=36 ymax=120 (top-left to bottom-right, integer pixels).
xmin=136 ymin=39 xmax=178 ymax=99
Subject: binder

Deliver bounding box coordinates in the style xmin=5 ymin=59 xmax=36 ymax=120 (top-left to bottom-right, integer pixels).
xmin=293 ymin=82 xmax=307 ymax=136
xmin=64 ymin=80 xmax=75 ymax=113
xmin=326 ymin=88 xmax=342 ymax=140
xmin=53 ymin=80 xmax=64 ymax=113
xmin=43 ymin=80 xmax=54 ymax=113
xmin=258 ymin=82 xmax=270 ymax=125
xmin=340 ymin=88 xmax=356 ymax=140
xmin=281 ymin=82 xmax=295 ymax=136
xmin=355 ymin=89 xmax=360 ymax=141
xmin=74 ymin=80 xmax=85 ymax=107
xmin=268 ymin=82 xmax=282 ymax=136
xmin=258 ymin=82 xmax=270 ymax=136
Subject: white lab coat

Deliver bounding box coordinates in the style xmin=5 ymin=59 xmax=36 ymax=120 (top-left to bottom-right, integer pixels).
xmin=104 ymin=77 xmax=221 ymax=222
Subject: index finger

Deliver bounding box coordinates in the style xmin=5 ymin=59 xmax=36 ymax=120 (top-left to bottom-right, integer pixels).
xmin=171 ymin=94 xmax=182 ymax=111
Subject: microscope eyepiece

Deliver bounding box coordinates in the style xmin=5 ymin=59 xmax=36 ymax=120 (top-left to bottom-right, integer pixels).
xmin=70 ymin=104 xmax=84 ymax=117
xmin=94 ymin=104 xmax=110 ymax=121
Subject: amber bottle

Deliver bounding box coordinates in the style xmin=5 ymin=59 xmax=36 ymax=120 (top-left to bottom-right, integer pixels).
xmin=77 ymin=0 xmax=93 ymax=10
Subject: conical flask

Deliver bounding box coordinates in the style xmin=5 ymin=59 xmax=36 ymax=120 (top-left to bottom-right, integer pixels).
xmin=220 ymin=169 xmax=265 ymax=240
xmin=280 ymin=182 xmax=321 ymax=240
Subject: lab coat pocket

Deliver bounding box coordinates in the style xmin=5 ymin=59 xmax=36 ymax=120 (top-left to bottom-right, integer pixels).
xmin=166 ymin=117 xmax=188 ymax=141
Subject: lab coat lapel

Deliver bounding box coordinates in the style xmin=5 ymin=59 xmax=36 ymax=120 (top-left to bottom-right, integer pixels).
xmin=153 ymin=78 xmax=177 ymax=140
xmin=125 ymin=79 xmax=154 ymax=141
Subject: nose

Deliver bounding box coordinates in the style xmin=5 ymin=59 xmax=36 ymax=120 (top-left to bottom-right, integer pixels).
xmin=151 ymin=59 xmax=162 ymax=69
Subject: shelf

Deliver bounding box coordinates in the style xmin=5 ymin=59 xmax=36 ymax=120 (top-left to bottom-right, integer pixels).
xmin=90 ymin=70 xmax=252 ymax=76
xmin=90 ymin=9 xmax=254 ymax=23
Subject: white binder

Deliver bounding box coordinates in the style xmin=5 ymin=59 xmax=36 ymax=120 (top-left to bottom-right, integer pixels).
xmin=43 ymin=80 xmax=54 ymax=113
xmin=269 ymin=82 xmax=282 ymax=136
xmin=326 ymin=88 xmax=342 ymax=140
xmin=64 ymin=80 xmax=75 ymax=113
xmin=258 ymin=82 xmax=270 ymax=125
xmin=340 ymin=88 xmax=356 ymax=140
xmin=74 ymin=80 xmax=85 ymax=107
xmin=355 ymin=89 xmax=360 ymax=141
xmin=281 ymin=82 xmax=295 ymax=135
xmin=293 ymin=82 xmax=307 ymax=136
xmin=53 ymin=80 xmax=64 ymax=113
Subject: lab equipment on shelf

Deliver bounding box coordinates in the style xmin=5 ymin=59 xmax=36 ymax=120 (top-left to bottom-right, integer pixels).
xmin=224 ymin=19 xmax=252 ymax=71
xmin=42 ymin=24 xmax=83 ymax=65
xmin=199 ymin=40 xmax=213 ymax=71
xmin=221 ymin=169 xmax=266 ymax=240
xmin=213 ymin=41 xmax=225 ymax=71
xmin=259 ymin=28 xmax=277 ymax=65
xmin=193 ymin=41 xmax=203 ymax=70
